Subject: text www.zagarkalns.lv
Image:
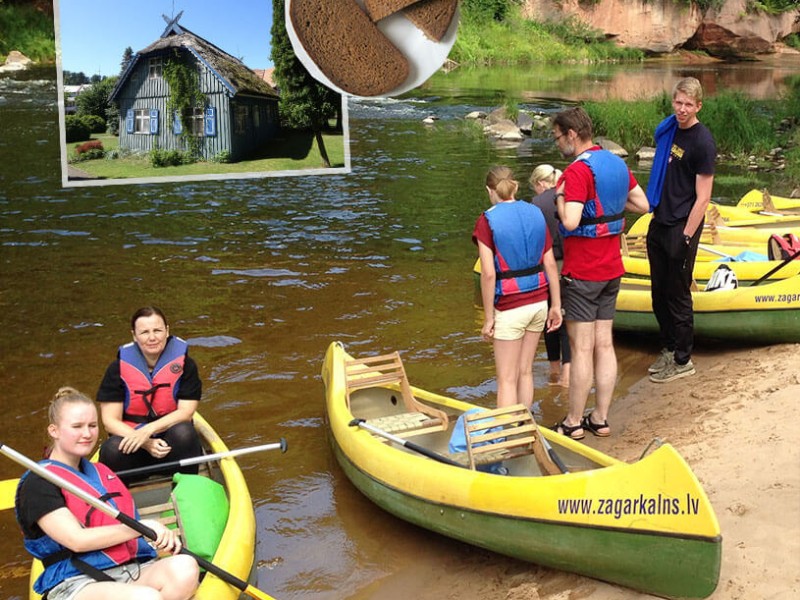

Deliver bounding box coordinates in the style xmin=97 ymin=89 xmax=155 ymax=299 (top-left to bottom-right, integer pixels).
xmin=557 ymin=494 xmax=701 ymax=520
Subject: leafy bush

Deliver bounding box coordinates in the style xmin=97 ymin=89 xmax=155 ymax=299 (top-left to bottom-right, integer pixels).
xmin=210 ymin=150 xmax=231 ymax=163
xmin=78 ymin=114 xmax=106 ymax=134
xmin=150 ymin=147 xmax=194 ymax=168
xmin=64 ymin=115 xmax=91 ymax=143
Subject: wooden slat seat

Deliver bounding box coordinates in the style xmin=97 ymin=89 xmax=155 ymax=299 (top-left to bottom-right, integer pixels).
xmin=345 ymin=351 xmax=449 ymax=435
xmin=137 ymin=498 xmax=180 ymax=530
xmin=458 ymin=404 xmax=560 ymax=475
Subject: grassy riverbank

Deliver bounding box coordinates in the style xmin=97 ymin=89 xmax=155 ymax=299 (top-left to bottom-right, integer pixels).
xmin=584 ymin=81 xmax=800 ymax=184
xmin=0 ymin=1 xmax=54 ymax=64
xmin=452 ymin=1 xmax=643 ymax=65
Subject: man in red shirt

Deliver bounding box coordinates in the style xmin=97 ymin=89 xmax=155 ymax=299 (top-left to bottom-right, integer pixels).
xmin=552 ymin=107 xmax=649 ymax=440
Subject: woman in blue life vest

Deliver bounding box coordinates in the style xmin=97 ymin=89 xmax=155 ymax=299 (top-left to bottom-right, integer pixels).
xmin=472 ymin=166 xmax=563 ymax=409
xmin=97 ymin=307 xmax=203 ymax=483
xmin=15 ymin=387 xmax=198 ymax=600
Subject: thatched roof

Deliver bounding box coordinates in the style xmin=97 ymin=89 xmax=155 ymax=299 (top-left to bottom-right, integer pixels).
xmin=110 ymin=15 xmax=278 ymax=101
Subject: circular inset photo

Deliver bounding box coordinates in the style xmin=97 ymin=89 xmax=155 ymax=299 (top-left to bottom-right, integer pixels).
xmin=286 ymin=0 xmax=459 ymax=98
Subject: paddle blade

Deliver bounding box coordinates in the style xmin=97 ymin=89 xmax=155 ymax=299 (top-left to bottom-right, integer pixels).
xmin=0 ymin=478 xmax=19 ymax=511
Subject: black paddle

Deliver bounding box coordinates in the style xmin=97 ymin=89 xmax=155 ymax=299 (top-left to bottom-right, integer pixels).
xmin=749 ymin=247 xmax=800 ymax=287
xmin=349 ymin=418 xmax=465 ymax=467
xmin=0 ymin=442 xmax=276 ymax=600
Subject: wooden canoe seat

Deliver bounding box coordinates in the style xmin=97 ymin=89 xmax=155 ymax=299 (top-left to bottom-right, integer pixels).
xmin=345 ymin=351 xmax=449 ymax=436
xmin=451 ymin=404 xmax=560 ymax=475
xmin=137 ymin=494 xmax=182 ymax=536
xmin=621 ymin=233 xmax=647 ymax=258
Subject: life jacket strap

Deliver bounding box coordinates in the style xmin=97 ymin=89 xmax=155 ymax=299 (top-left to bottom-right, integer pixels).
xmin=579 ymin=211 xmax=625 ymax=226
xmin=497 ymin=264 xmax=544 ymax=280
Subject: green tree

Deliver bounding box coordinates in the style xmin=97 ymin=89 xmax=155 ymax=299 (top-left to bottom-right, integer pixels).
xmin=63 ymin=70 xmax=89 ymax=85
xmin=270 ymin=0 xmax=341 ymax=168
xmin=120 ymin=46 xmax=133 ymax=73
xmin=76 ymin=76 xmax=118 ymax=128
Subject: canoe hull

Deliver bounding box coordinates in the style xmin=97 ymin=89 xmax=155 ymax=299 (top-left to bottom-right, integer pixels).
xmin=332 ymin=439 xmax=720 ymax=599
xmin=614 ymin=276 xmax=800 ymax=344
xmin=323 ymin=342 xmax=722 ymax=599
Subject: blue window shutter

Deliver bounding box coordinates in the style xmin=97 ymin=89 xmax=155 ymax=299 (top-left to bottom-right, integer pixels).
xmin=204 ymin=106 xmax=216 ymax=137
xmin=149 ymin=109 xmax=159 ymax=134
xmin=125 ymin=109 xmax=134 ymax=134
xmin=173 ymin=111 xmax=182 ymax=135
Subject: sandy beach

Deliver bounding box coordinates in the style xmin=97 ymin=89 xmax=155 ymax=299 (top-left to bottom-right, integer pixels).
xmin=361 ymin=343 xmax=800 ymax=600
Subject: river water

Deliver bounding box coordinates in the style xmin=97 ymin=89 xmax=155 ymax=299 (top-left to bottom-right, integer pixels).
xmin=1 ymin=60 xmax=797 ymax=599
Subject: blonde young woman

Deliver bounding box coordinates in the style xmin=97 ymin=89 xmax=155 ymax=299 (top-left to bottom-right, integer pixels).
xmin=529 ymin=164 xmax=570 ymax=388
xmin=15 ymin=387 xmax=198 ymax=600
xmin=472 ymin=166 xmax=562 ymax=408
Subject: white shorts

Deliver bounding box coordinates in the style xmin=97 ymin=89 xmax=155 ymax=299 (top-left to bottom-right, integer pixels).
xmin=493 ymin=300 xmax=548 ymax=341
xmin=45 ymin=560 xmax=155 ymax=600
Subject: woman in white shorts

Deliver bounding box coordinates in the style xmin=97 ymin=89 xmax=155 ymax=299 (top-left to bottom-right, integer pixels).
xmin=472 ymin=166 xmax=562 ymax=408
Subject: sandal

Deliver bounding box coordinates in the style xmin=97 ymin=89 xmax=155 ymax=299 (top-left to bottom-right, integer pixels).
xmin=582 ymin=414 xmax=611 ymax=437
xmin=552 ymin=418 xmax=585 ymax=440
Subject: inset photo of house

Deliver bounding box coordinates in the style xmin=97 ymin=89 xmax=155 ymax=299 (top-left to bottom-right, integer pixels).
xmin=56 ymin=0 xmax=349 ymax=187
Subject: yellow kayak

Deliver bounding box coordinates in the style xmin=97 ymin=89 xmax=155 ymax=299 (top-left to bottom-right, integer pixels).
xmin=736 ymin=189 xmax=800 ymax=214
xmin=623 ymin=255 xmax=800 ymax=282
xmin=322 ymin=341 xmax=721 ymax=599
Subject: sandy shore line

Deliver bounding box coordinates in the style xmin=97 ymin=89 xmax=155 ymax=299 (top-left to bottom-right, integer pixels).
xmin=360 ymin=343 xmax=800 ymax=600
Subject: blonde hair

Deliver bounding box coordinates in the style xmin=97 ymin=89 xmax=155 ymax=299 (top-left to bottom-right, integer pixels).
xmin=48 ymin=386 xmax=95 ymax=425
xmin=673 ymin=77 xmax=703 ymax=103
xmin=486 ymin=166 xmax=518 ymax=201
xmin=529 ymin=164 xmax=562 ymax=190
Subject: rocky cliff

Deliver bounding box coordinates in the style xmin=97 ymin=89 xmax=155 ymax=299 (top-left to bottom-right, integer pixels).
xmin=522 ymin=0 xmax=800 ymax=56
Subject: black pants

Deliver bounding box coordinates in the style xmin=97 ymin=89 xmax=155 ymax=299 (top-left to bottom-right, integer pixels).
xmin=543 ymin=323 xmax=571 ymax=364
xmin=646 ymin=219 xmax=701 ymax=365
xmin=99 ymin=420 xmax=203 ymax=484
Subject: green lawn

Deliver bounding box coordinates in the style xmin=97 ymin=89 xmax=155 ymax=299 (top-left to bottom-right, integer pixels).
xmin=68 ymin=130 xmax=347 ymax=179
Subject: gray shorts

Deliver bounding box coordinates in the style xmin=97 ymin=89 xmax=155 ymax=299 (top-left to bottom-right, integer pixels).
xmin=561 ymin=276 xmax=621 ymax=322
xmin=45 ymin=560 xmax=154 ymax=600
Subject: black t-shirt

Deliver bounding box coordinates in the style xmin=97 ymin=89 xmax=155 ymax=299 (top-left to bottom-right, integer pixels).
xmin=654 ymin=121 xmax=716 ymax=226
xmin=530 ymin=188 xmax=563 ymax=260
xmin=96 ymin=354 xmax=202 ymax=404
xmin=16 ymin=472 xmax=67 ymax=539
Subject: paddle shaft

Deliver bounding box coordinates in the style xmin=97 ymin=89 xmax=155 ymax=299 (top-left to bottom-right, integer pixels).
xmin=349 ymin=419 xmax=465 ymax=467
xmin=697 ymin=244 xmax=732 ymax=258
xmin=115 ymin=439 xmax=287 ymax=478
xmin=0 ymin=442 xmax=276 ymax=600
xmin=750 ymin=247 xmax=800 ymax=287
xmin=539 ymin=435 xmax=569 ymax=474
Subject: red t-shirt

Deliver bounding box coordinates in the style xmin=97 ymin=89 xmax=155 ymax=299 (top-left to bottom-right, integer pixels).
xmin=472 ymin=212 xmax=552 ymax=311
xmin=558 ymin=148 xmax=638 ymax=281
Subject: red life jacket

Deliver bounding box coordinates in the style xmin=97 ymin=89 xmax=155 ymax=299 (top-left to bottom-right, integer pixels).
xmin=768 ymin=233 xmax=800 ymax=261
xmin=118 ymin=336 xmax=188 ymax=428
xmin=21 ymin=459 xmax=155 ymax=594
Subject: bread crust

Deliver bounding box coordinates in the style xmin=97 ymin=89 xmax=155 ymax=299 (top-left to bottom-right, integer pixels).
xmin=289 ymin=0 xmax=409 ymax=96
xmin=364 ymin=0 xmax=419 ymax=21
xmin=404 ymin=0 xmax=458 ymax=42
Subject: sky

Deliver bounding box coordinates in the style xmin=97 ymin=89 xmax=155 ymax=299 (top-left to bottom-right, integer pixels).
xmin=57 ymin=0 xmax=275 ymax=77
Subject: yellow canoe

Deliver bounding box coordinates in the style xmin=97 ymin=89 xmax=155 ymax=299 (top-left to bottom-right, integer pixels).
xmin=27 ymin=413 xmax=257 ymax=600
xmin=623 ymin=255 xmax=800 ymax=282
xmin=615 ymin=275 xmax=800 ymax=343
xmin=736 ymin=189 xmax=800 ymax=214
xmin=322 ymin=341 xmax=721 ymax=599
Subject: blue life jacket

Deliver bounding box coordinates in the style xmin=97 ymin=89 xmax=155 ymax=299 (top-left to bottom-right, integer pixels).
xmin=119 ymin=336 xmax=188 ymax=427
xmin=484 ymin=201 xmax=548 ymax=304
xmin=19 ymin=459 xmax=155 ymax=595
xmin=559 ymin=149 xmax=629 ymax=239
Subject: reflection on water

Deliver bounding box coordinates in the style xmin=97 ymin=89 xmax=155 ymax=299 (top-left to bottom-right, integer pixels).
xmin=0 ymin=62 xmax=796 ymax=598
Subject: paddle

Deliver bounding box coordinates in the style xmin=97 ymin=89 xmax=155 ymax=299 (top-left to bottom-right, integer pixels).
xmin=350 ymin=417 xmax=568 ymax=475
xmin=349 ymin=418 xmax=465 ymax=467
xmin=749 ymin=248 xmax=800 ymax=287
xmin=0 ymin=440 xmax=288 ymax=511
xmin=115 ymin=438 xmax=288 ymax=479
xmin=0 ymin=442 xmax=277 ymax=600
xmin=539 ymin=434 xmax=569 ymax=474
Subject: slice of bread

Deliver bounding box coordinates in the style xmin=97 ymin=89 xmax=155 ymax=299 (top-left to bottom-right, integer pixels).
xmin=405 ymin=0 xmax=459 ymax=42
xmin=364 ymin=0 xmax=419 ymax=21
xmin=289 ymin=0 xmax=409 ymax=97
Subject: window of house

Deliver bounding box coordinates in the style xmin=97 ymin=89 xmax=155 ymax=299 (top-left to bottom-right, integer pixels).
xmin=234 ymin=105 xmax=250 ymax=134
xmin=134 ymin=109 xmax=151 ymax=133
xmin=185 ymin=107 xmax=204 ymax=136
xmin=253 ymin=106 xmax=261 ymax=128
xmin=148 ymin=57 xmax=163 ymax=79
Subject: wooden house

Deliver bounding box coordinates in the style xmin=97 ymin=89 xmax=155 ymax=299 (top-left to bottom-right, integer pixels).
xmin=109 ymin=14 xmax=279 ymax=162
